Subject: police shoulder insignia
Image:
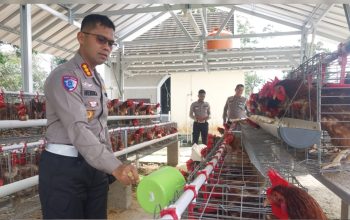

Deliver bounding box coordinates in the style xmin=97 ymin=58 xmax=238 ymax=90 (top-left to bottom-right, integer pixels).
xmin=62 ymin=75 xmax=78 ymax=92
xmin=81 ymin=63 xmax=92 ymax=77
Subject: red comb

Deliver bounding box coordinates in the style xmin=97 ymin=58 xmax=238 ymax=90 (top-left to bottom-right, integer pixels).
xmin=268 ymin=169 xmax=289 ymax=187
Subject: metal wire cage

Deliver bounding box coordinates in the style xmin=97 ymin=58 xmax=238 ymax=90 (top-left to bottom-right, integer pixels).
xmin=286 ymin=50 xmax=350 ymax=173
xmin=0 ymin=91 xmax=45 ymax=120
xmin=0 ymin=146 xmax=42 ymax=186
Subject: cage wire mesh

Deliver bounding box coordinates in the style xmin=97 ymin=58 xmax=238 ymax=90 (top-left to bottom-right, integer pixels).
xmin=0 ymin=91 xmax=45 ymax=120
xmin=279 ymin=51 xmax=350 ymax=173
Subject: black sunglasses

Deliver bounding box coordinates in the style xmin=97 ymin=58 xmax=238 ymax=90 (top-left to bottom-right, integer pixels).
xmin=82 ymin=32 xmax=118 ymax=48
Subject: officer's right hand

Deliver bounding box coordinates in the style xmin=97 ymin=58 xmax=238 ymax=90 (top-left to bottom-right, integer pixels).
xmin=112 ymin=164 xmax=139 ymax=185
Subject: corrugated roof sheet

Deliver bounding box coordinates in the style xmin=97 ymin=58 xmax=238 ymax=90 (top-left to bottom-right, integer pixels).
xmin=0 ymin=3 xmax=348 ymax=75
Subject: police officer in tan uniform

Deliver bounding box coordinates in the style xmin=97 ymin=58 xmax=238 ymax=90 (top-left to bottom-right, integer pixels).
xmin=189 ymin=89 xmax=211 ymax=145
xmin=223 ymin=84 xmax=247 ymax=124
xmin=39 ymin=14 xmax=139 ymax=219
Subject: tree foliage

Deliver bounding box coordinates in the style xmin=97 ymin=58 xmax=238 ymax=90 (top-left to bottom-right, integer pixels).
xmin=308 ymin=41 xmax=331 ymax=55
xmin=51 ymin=56 xmax=67 ymax=70
xmin=0 ymin=50 xmax=22 ymax=91
xmin=244 ymin=71 xmax=264 ymax=96
xmin=236 ymin=14 xmax=258 ymax=47
xmin=0 ymin=44 xmax=50 ymax=92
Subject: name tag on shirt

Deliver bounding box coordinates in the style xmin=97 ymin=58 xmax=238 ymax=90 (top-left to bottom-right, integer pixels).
xmin=84 ymin=90 xmax=98 ymax=96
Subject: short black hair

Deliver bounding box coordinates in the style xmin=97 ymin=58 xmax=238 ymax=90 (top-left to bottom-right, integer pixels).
xmin=81 ymin=14 xmax=115 ymax=32
xmin=235 ymin=84 xmax=244 ymax=90
xmin=198 ymin=89 xmax=206 ymax=94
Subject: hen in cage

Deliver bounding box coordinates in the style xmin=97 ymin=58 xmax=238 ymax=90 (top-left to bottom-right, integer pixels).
xmin=247 ymin=75 xmax=350 ymax=170
xmin=265 ymin=169 xmax=327 ymax=220
xmin=274 ymin=79 xmax=350 ymax=170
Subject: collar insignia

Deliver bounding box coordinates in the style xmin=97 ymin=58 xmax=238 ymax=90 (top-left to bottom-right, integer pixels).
xmin=81 ymin=63 xmax=92 ymax=77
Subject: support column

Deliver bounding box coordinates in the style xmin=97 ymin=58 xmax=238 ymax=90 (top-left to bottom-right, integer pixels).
xmin=341 ymin=200 xmax=350 ymax=220
xmin=20 ymin=4 xmax=33 ymax=93
xmin=119 ymin=45 xmax=125 ymax=100
xmin=167 ymin=140 xmax=179 ymax=166
xmin=107 ymin=181 xmax=132 ymax=210
xmin=300 ymin=27 xmax=309 ymax=63
xmin=111 ymin=48 xmax=124 ymax=99
xmin=344 ymin=4 xmax=350 ymax=31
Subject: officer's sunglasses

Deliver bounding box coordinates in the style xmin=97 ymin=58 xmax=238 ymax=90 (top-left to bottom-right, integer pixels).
xmin=82 ymin=32 xmax=118 ymax=48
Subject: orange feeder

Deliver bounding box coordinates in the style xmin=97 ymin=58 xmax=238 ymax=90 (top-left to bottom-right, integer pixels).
xmin=207 ymin=28 xmax=234 ymax=50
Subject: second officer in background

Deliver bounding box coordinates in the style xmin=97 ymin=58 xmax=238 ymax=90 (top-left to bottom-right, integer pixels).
xmin=189 ymin=89 xmax=211 ymax=145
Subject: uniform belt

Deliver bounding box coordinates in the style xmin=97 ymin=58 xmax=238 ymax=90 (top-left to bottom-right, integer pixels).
xmin=196 ymin=120 xmax=207 ymax=123
xmin=46 ymin=143 xmax=78 ymax=157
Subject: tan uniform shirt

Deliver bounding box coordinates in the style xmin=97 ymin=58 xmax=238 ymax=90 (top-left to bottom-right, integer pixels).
xmin=189 ymin=101 xmax=211 ymax=122
xmin=223 ymin=96 xmax=247 ymax=122
xmin=45 ymin=53 xmax=121 ymax=174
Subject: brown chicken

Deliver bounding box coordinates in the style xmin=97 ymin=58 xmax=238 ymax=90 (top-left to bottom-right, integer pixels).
xmin=265 ymin=169 xmax=327 ymax=220
xmin=119 ymin=100 xmax=134 ymax=115
xmin=28 ymin=97 xmax=45 ymax=119
xmin=107 ymin=99 xmax=119 ymax=115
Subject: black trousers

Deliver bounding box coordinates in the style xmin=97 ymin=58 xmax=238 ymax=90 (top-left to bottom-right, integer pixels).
xmin=192 ymin=121 xmax=208 ymax=145
xmin=39 ymin=150 xmax=109 ymax=219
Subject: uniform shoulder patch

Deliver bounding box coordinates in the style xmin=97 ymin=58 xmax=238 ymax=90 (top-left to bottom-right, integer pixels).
xmin=62 ymin=75 xmax=78 ymax=92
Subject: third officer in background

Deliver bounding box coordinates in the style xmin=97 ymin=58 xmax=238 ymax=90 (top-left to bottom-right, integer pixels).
xmin=189 ymin=89 xmax=211 ymax=145
xmin=223 ymin=84 xmax=247 ymax=124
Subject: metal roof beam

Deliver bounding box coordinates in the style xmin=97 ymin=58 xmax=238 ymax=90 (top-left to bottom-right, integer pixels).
xmin=231 ymin=5 xmax=302 ymax=30
xmin=206 ymin=30 xmax=301 ymax=39
xmin=113 ymin=5 xmax=150 ymax=31
xmin=36 ymin=4 xmax=81 ymax=28
xmin=304 ymin=4 xmax=334 ymax=29
xmin=315 ymin=4 xmax=334 ymax=25
xmin=123 ymin=31 xmax=301 ymax=44
xmin=200 ymin=8 xmax=207 ymax=36
xmin=303 ymin=4 xmax=322 ymax=29
xmin=316 ymin=30 xmax=348 ymax=43
xmin=32 ymin=19 xmax=65 ymax=41
xmin=1 ymin=9 xmax=20 ymax=25
xmin=210 ymin=61 xmax=293 ymax=68
xmin=0 ymin=23 xmax=75 ymax=54
xmin=167 ymin=7 xmax=193 ymax=41
xmin=75 ymin=4 xmax=224 ymax=18
xmin=122 ymin=47 xmax=300 ymax=62
xmin=128 ymin=64 xmax=204 ymax=71
xmin=215 ymin=7 xmax=234 ymax=36
xmin=207 ymin=48 xmax=300 ymax=59
xmin=127 ymin=60 xmax=294 ymax=71
xmin=344 ymin=4 xmax=350 ymax=31
xmin=118 ymin=11 xmax=167 ymax=42
xmin=188 ymin=10 xmax=201 ymax=36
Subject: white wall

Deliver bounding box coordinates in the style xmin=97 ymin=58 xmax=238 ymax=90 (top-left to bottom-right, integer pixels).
xmin=124 ymin=75 xmax=167 ymax=103
xmin=171 ymin=70 xmax=245 ymax=134
xmin=97 ymin=64 xmax=120 ymax=99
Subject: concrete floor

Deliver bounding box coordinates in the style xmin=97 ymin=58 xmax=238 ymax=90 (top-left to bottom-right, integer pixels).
xmin=139 ymin=145 xmax=192 ymax=164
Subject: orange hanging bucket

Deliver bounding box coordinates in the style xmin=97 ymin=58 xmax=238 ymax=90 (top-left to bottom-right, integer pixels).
xmin=207 ymin=28 xmax=234 ymax=50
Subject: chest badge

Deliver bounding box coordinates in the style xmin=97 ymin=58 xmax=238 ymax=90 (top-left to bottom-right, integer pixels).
xmin=89 ymin=101 xmax=98 ymax=108
xmin=86 ymin=110 xmax=95 ymax=122
xmin=81 ymin=63 xmax=92 ymax=77
xmin=82 ymin=81 xmax=93 ymax=88
xmin=62 ymin=76 xmax=78 ymax=92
